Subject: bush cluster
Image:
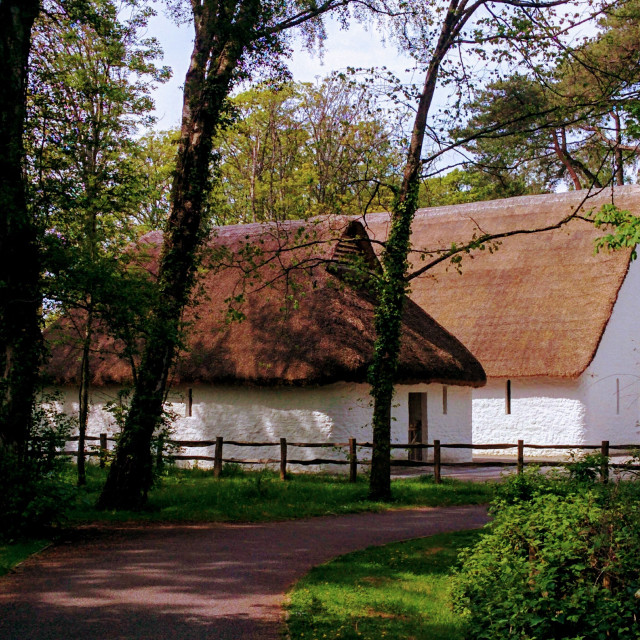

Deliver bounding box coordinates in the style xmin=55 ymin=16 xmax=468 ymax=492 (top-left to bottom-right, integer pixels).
xmin=452 ymin=462 xmax=640 ymax=640
xmin=0 ymin=398 xmax=76 ymax=540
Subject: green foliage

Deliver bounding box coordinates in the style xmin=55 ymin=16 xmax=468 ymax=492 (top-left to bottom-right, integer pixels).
xmin=29 ymin=0 xmax=166 ymax=350
xmin=103 ymin=387 xmax=178 ymax=476
xmin=419 ymin=168 xmax=533 ymax=208
xmin=27 ymin=1 xmax=167 ymax=488
xmin=454 ymin=0 xmax=640 ymax=192
xmin=128 ymin=129 xmax=180 ymax=232
xmin=0 ymin=539 xmax=49 ymax=576
xmin=219 ymin=462 xmax=245 ymax=478
xmin=207 ymin=75 xmax=403 ymax=224
xmin=593 ymin=203 xmax=640 ymax=259
xmin=453 ymin=74 xmax=561 ymax=191
xmin=0 ymin=395 xmax=76 ymax=540
xmin=452 ymin=469 xmax=640 ymax=640
xmin=28 ymin=0 xmax=169 ymax=241
xmin=565 ymin=451 xmax=609 ymax=484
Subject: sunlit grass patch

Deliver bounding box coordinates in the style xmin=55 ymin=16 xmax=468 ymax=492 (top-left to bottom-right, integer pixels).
xmin=2 ymin=466 xmax=491 ymax=577
xmin=286 ymin=528 xmax=483 ymax=640
xmin=68 ymin=465 xmax=493 ymax=524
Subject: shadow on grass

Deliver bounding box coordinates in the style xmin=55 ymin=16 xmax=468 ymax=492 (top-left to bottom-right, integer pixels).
xmin=0 ymin=539 xmax=49 ymax=576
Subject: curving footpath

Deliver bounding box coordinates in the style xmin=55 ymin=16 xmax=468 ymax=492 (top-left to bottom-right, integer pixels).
xmin=0 ymin=505 xmax=488 ymax=640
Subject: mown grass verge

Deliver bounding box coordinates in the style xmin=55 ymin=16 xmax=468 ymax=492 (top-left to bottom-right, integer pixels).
xmin=0 ymin=539 xmax=50 ymax=576
xmin=68 ymin=465 xmax=494 ymax=524
xmin=286 ymin=528 xmax=483 ymax=640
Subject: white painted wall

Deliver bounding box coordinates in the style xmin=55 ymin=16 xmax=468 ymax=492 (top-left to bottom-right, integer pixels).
xmin=472 ymin=259 xmax=640 ymax=456
xmin=388 ymin=384 xmax=472 ymax=462
xmin=582 ymin=258 xmax=640 ymax=445
xmin=472 ymin=378 xmax=586 ymax=457
xmin=54 ymin=381 xmax=473 ymax=469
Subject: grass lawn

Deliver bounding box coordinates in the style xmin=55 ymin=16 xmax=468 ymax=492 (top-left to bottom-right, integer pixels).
xmin=286 ymin=528 xmax=483 ymax=640
xmin=1 ymin=465 xmax=493 ymax=576
xmin=68 ymin=464 xmax=494 ymax=524
xmin=0 ymin=539 xmax=50 ymax=576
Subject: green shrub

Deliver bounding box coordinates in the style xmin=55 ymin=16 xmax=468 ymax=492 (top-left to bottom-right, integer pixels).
xmin=452 ymin=469 xmax=640 ymax=640
xmin=0 ymin=397 xmax=76 ymax=540
xmin=104 ymin=387 xmax=178 ymax=478
xmin=220 ymin=462 xmax=245 ymax=477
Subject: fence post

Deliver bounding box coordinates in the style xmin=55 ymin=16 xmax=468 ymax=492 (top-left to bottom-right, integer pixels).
xmin=156 ymin=434 xmax=164 ymax=470
xmin=214 ymin=436 xmax=223 ymax=478
xmin=434 ymin=440 xmax=441 ymax=484
xmin=601 ymin=440 xmax=610 ymax=484
xmin=280 ymin=437 xmax=288 ymax=480
xmin=99 ymin=433 xmax=107 ymax=469
xmin=517 ymin=439 xmax=524 ymax=475
xmin=349 ymin=438 xmax=357 ymax=483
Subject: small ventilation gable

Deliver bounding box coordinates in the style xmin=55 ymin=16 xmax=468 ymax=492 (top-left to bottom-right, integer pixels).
xmin=328 ymin=221 xmax=381 ymax=285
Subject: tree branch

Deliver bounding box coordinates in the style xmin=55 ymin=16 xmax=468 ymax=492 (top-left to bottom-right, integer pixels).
xmin=406 ymin=187 xmax=611 ymax=281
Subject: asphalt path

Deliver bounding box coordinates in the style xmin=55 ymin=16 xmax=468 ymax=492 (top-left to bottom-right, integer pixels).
xmin=0 ymin=505 xmax=489 ymax=640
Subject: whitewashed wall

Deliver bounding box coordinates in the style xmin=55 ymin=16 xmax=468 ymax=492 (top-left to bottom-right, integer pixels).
xmin=388 ymin=384 xmax=472 ymax=462
xmin=581 ymin=257 xmax=640 ymax=446
xmin=471 ymin=259 xmax=640 ymax=457
xmin=54 ymin=381 xmax=473 ymax=468
xmin=472 ymin=378 xmax=586 ymax=457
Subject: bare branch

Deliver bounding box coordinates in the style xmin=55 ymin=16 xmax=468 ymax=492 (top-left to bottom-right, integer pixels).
xmin=406 ymin=185 xmax=612 ymax=281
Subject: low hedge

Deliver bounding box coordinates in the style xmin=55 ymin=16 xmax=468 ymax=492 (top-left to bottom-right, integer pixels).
xmin=452 ymin=465 xmax=640 ymax=640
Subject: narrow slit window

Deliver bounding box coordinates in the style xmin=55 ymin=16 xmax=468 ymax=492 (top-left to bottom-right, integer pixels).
xmin=186 ymin=388 xmax=193 ymax=418
xmin=505 ymin=380 xmax=511 ymax=415
xmin=616 ymin=378 xmax=620 ymax=415
xmin=442 ymin=385 xmax=448 ymax=415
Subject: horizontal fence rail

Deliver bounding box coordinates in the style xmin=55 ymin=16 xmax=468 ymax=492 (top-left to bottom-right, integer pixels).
xmin=60 ymin=435 xmax=640 ymax=484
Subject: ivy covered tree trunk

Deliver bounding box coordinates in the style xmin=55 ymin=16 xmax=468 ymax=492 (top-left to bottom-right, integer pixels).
xmin=368 ymin=0 xmax=464 ymax=500
xmin=0 ymin=1 xmax=42 ymax=459
xmin=612 ymin=110 xmax=624 ymax=185
xmin=98 ymin=0 xmax=361 ymax=510
xmin=98 ymin=2 xmax=259 ymax=510
xmin=367 ymin=0 xmax=575 ymax=499
xmin=368 ymin=186 xmax=421 ymax=499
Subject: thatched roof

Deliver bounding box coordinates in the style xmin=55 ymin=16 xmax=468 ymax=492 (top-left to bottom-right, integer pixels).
xmin=46 ymin=218 xmax=486 ymax=388
xmin=363 ymin=186 xmax=640 ymax=379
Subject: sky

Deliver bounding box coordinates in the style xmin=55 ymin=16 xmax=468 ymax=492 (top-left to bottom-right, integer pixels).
xmin=146 ymin=12 xmax=418 ymax=129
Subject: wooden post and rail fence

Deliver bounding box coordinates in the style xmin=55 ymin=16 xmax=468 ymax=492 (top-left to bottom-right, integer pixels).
xmin=63 ymin=435 xmax=640 ymax=484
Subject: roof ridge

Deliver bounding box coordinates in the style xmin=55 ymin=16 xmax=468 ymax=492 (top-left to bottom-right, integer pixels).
xmin=413 ymin=185 xmax=640 ymax=219
xmin=357 ymin=185 xmax=640 ymax=224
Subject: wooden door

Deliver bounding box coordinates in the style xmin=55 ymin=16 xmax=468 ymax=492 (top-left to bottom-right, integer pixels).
xmin=408 ymin=392 xmax=427 ymax=462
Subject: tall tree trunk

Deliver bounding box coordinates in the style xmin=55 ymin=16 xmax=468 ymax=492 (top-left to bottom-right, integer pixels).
xmin=98 ymin=0 xmax=352 ymax=510
xmin=0 ymin=1 xmax=42 ymax=459
xmin=368 ymin=0 xmax=462 ymax=500
xmin=77 ymin=300 xmax=93 ymax=486
xmin=612 ymin=110 xmax=624 ymax=186
xmin=98 ymin=3 xmax=255 ymax=510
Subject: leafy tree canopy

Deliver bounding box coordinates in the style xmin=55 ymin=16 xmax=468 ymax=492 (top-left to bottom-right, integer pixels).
xmin=453 ymin=0 xmax=640 ymax=191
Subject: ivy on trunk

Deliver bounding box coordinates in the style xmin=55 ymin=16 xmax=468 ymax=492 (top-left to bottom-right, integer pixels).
xmin=367 ymin=0 xmax=576 ymax=500
xmin=98 ymin=0 xmax=354 ymax=510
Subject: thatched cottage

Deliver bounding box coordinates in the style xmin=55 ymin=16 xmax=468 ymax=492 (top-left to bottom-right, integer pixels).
xmin=366 ymin=185 xmax=640 ymax=453
xmin=47 ymin=218 xmax=485 ymax=465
